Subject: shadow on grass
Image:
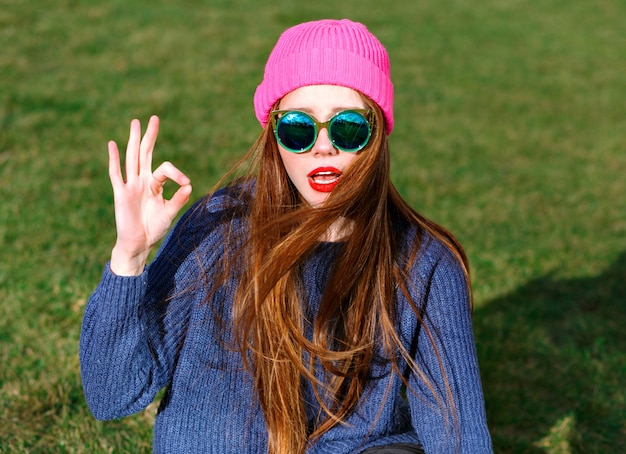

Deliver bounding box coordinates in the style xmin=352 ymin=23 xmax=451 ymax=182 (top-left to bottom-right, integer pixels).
xmin=475 ymin=251 xmax=626 ymax=453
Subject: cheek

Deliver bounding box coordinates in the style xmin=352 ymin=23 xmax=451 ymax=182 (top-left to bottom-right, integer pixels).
xmin=344 ymin=153 xmax=358 ymax=167
xmin=277 ymin=148 xmax=301 ymax=181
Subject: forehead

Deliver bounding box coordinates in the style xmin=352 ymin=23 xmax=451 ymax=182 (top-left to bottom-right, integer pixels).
xmin=279 ymin=85 xmax=366 ymax=114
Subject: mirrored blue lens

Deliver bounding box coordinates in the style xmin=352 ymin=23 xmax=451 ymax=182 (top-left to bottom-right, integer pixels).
xmin=276 ymin=112 xmax=316 ymax=152
xmin=329 ymin=111 xmax=371 ymax=152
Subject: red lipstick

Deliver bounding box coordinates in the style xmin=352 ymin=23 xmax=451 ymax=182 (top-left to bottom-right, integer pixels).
xmin=307 ymin=166 xmax=342 ymax=193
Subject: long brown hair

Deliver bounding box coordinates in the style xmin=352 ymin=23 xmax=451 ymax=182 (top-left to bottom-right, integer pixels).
xmin=209 ymin=96 xmax=471 ymax=453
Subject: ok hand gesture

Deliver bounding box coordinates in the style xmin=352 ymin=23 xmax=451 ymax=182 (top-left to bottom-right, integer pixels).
xmin=108 ymin=116 xmax=192 ymax=276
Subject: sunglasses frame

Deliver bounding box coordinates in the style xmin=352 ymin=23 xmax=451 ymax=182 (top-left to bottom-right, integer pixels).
xmin=270 ymin=109 xmax=373 ymax=153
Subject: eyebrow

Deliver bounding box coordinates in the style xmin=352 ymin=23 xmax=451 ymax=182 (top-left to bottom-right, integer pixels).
xmin=278 ymin=106 xmax=366 ymax=117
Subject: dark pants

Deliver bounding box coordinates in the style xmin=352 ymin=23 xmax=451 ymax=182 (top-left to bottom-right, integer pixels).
xmin=360 ymin=443 xmax=424 ymax=453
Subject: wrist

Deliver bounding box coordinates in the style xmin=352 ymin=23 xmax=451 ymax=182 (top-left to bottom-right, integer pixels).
xmin=110 ymin=244 xmax=150 ymax=276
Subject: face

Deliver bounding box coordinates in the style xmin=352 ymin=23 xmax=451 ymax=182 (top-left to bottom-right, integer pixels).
xmin=276 ymin=85 xmax=367 ymax=207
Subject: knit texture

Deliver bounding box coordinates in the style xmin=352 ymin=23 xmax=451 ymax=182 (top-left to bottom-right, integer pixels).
xmin=79 ymin=186 xmax=493 ymax=453
xmin=254 ymin=19 xmax=395 ymax=134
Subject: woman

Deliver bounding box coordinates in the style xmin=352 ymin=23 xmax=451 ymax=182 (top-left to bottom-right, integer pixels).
xmin=80 ymin=19 xmax=493 ymax=453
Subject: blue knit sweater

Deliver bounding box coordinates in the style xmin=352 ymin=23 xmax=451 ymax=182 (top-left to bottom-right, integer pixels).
xmin=80 ymin=187 xmax=493 ymax=453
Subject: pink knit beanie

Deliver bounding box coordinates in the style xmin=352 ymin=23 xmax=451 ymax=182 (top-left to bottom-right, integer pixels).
xmin=254 ymin=19 xmax=394 ymax=134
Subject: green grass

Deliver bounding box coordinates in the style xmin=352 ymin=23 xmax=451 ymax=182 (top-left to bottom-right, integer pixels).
xmin=1 ymin=0 xmax=624 ymax=452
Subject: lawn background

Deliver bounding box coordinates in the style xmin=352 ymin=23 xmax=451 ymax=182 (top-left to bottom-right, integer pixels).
xmin=1 ymin=0 xmax=624 ymax=452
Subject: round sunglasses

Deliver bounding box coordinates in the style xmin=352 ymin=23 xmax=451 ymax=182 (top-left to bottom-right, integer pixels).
xmin=270 ymin=109 xmax=373 ymax=153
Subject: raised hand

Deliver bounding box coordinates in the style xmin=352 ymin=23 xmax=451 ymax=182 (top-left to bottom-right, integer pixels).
xmin=108 ymin=116 xmax=192 ymax=276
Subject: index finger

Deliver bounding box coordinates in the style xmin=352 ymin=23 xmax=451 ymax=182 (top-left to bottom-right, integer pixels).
xmin=152 ymin=161 xmax=191 ymax=189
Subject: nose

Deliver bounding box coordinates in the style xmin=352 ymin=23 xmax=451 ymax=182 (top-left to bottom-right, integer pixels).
xmin=311 ymin=127 xmax=338 ymax=156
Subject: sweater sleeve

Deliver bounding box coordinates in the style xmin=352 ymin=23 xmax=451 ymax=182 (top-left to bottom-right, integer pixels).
xmin=79 ymin=265 xmax=165 ymax=420
xmin=406 ymin=242 xmax=493 ymax=453
xmin=79 ymin=193 xmax=237 ymax=420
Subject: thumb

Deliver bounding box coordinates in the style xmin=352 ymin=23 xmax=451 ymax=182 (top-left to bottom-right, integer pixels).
xmin=165 ymin=184 xmax=193 ymax=219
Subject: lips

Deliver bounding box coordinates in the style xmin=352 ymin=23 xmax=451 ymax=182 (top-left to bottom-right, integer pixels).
xmin=307 ymin=166 xmax=342 ymax=193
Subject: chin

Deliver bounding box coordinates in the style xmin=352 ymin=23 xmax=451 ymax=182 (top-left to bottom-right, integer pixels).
xmin=304 ymin=193 xmax=330 ymax=208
